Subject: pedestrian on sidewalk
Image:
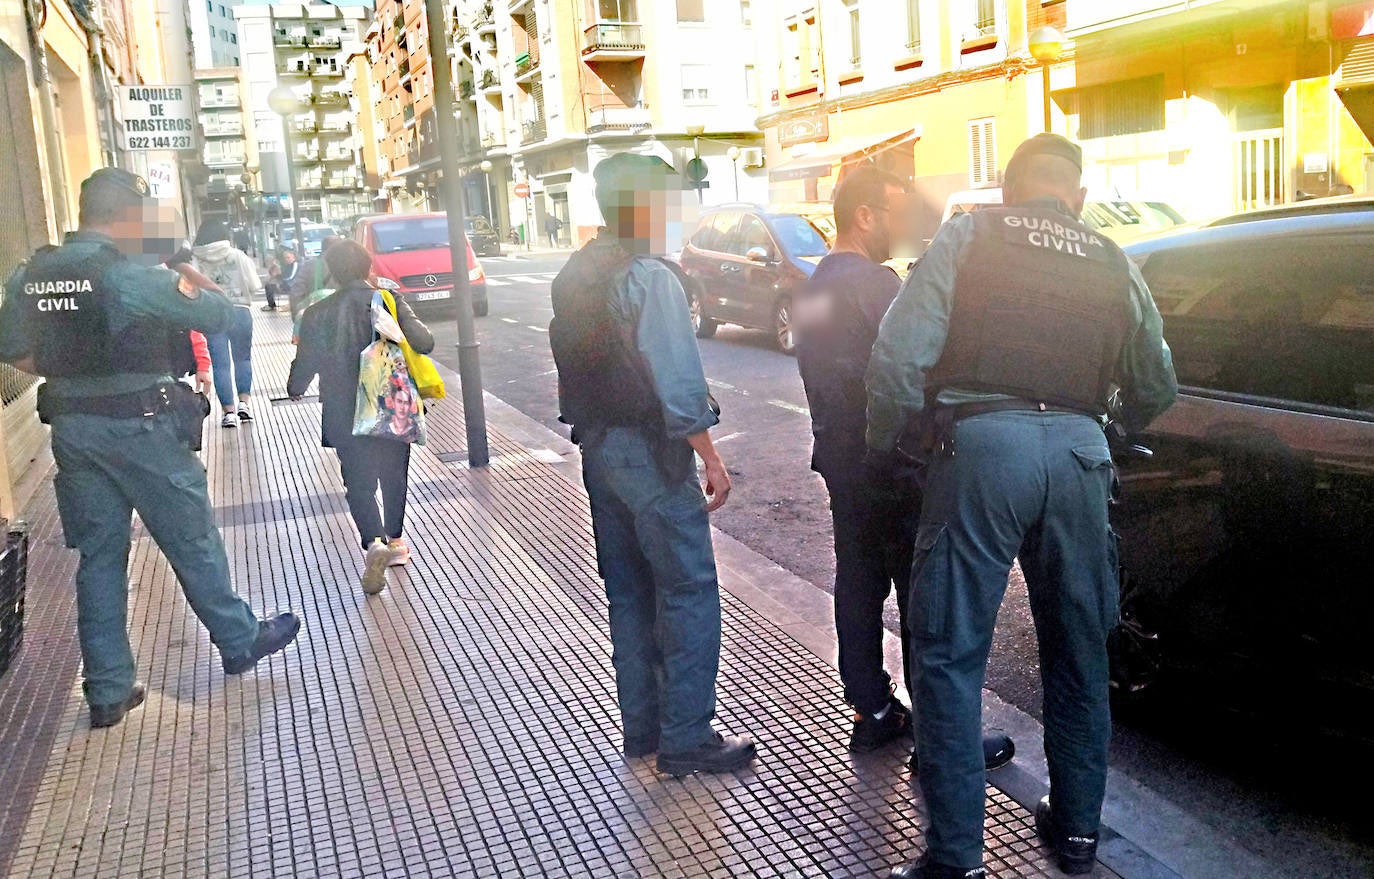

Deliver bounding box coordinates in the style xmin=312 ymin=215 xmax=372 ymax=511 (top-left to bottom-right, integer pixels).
xmin=278 ymin=248 xmax=300 ymax=314
xmin=290 ymin=237 xmax=340 ymax=332
xmin=262 ymin=252 xmax=284 ymax=312
xmin=287 ymin=240 xmax=434 ymax=595
xmin=0 ymin=168 xmax=301 ymax=730
xmin=867 ymin=135 xmax=1178 ymax=879
xmin=191 ymin=220 xmax=261 ymax=428
xmin=549 ymin=152 xmax=755 ymax=777
xmin=544 ymin=213 xmax=563 ymax=248
xmin=794 ymin=167 xmax=1014 ymax=770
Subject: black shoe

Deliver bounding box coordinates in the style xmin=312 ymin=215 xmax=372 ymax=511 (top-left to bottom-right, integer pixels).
xmin=622 ymin=734 xmax=659 ymax=758
xmin=1035 ymin=796 xmax=1099 ymax=875
xmin=909 ymin=731 xmax=1016 ymax=774
xmin=656 ymin=731 xmax=756 ymax=777
xmin=222 ymin=612 xmax=301 ymax=675
xmin=889 ymin=853 xmax=986 ymax=878
xmin=850 ymin=697 xmax=913 ymax=753
xmin=90 ymin=683 xmax=146 ymax=729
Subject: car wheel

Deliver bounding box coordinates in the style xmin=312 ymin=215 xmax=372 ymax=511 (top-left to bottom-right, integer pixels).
xmin=473 ymin=300 xmax=489 ymax=317
xmin=687 ymin=283 xmax=717 ymax=338
xmin=773 ymin=296 xmax=795 ymax=355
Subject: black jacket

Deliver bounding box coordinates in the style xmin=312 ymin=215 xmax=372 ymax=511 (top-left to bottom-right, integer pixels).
xmin=287 ymin=281 xmax=434 ymax=447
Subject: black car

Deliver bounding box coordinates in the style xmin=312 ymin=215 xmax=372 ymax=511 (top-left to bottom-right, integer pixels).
xmin=678 ymin=205 xmax=830 ymax=354
xmin=1112 ymin=197 xmax=1374 ymax=732
xmin=465 ymin=216 xmax=502 ymax=257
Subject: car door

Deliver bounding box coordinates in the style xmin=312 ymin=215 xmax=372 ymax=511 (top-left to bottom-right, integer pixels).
xmin=728 ymin=212 xmax=782 ymax=328
xmin=683 ymin=210 xmax=739 ymax=317
xmin=1116 ymin=225 xmax=1374 ymax=712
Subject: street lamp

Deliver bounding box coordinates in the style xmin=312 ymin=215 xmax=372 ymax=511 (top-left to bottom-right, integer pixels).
xmin=1028 ymin=26 xmax=1065 ymax=134
xmin=267 ymin=84 xmax=307 ymax=258
xmin=726 ymin=146 xmax=741 ymax=200
xmin=479 ymin=159 xmax=496 ymax=225
xmin=241 ymin=164 xmax=262 ymax=258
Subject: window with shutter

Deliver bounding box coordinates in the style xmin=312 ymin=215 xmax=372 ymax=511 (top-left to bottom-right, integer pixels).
xmin=968 ymin=117 xmax=997 ymax=186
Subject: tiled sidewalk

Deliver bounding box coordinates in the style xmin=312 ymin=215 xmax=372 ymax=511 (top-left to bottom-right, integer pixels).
xmin=0 ymin=311 xmax=1115 ymax=878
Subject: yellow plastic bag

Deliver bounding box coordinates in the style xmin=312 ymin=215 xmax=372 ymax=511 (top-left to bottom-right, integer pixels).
xmin=377 ymin=288 xmax=446 ymax=401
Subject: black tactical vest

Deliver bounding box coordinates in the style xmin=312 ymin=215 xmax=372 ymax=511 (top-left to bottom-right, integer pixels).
xmin=928 ymin=205 xmax=1134 ymax=415
xmin=14 ymin=239 xmax=177 ymax=378
xmin=548 ymin=237 xmax=660 ymax=433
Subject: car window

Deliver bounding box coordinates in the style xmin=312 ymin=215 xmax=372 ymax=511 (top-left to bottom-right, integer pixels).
xmin=770 ymin=215 xmax=829 ymax=258
xmin=691 ymin=211 xmax=735 ymax=252
xmin=732 ymin=214 xmax=773 ymax=257
xmin=371 ymin=218 xmax=451 ymax=252
xmin=1139 ymin=232 xmax=1374 ymax=412
xmin=469 ymin=217 xmax=494 ymax=233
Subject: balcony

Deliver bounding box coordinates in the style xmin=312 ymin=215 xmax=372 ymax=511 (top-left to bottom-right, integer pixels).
xmin=514 ymin=53 xmax=540 ymax=84
xmin=313 ymin=91 xmax=350 ymax=108
xmin=281 ymin=62 xmax=315 ymax=76
xmin=476 ymin=13 xmax=496 ymax=35
xmin=520 ymin=118 xmax=545 ymax=143
xmin=585 ymin=105 xmax=651 ymax=134
xmin=320 ymin=150 xmax=354 ymax=163
xmin=273 ymin=33 xmax=306 ymax=47
xmin=204 ymin=153 xmax=245 ymax=169
xmin=318 ymin=120 xmax=353 ymax=135
xmin=203 ymin=124 xmax=244 ymax=137
xmin=479 ymin=69 xmax=501 ymax=94
xmin=199 ymin=94 xmax=239 ymax=109
xmin=581 ymin=23 xmax=645 ymax=62
xmin=309 ymin=35 xmax=342 ymax=49
xmin=294 ymin=121 xmax=319 ymax=134
xmin=459 ymin=80 xmax=475 ymax=100
xmin=399 ymin=58 xmax=412 ymax=83
xmin=403 ymin=104 xmax=416 ymax=127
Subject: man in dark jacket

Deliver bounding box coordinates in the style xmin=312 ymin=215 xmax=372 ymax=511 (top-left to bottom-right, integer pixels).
xmin=287 ymin=240 xmax=434 ymax=594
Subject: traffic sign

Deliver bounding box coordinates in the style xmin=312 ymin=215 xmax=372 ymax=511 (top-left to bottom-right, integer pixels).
xmin=514 ymin=182 xmax=530 ymax=198
xmin=685 ymin=157 xmax=708 ymax=183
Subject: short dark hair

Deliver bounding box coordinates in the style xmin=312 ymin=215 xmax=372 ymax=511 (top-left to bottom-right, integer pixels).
xmin=194 ymin=220 xmax=230 ymax=246
xmin=325 ymin=239 xmax=372 ymax=283
xmin=78 ymin=182 xmax=142 ymax=227
xmin=832 ymin=166 xmax=910 ymax=235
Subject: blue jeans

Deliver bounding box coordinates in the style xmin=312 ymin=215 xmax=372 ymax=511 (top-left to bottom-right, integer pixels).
xmin=910 ymin=411 xmax=1117 ymax=868
xmin=50 ymin=411 xmax=261 ymax=707
xmin=580 ymin=427 xmax=721 ymax=754
xmin=206 ymin=306 xmax=254 ymax=408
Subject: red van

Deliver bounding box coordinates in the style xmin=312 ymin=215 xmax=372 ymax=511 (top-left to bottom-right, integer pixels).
xmin=352 ymin=213 xmax=489 ymax=316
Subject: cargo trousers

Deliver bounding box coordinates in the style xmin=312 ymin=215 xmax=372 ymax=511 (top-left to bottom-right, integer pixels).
xmin=580 ymin=426 xmax=721 ymax=755
xmin=51 ymin=412 xmax=260 ymax=707
xmin=909 ymin=410 xmax=1118 ymax=868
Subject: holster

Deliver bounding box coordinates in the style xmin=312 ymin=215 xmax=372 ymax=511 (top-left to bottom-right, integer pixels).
xmin=36 ymin=381 xmax=209 ymax=451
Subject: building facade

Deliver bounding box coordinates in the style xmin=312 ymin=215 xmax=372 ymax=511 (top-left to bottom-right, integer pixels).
xmin=752 ymin=0 xmax=1064 ymax=240
xmin=189 ymin=0 xmax=246 ymax=69
xmin=1064 ymin=0 xmax=1374 ymax=221
xmin=234 ymin=2 xmax=373 ymax=229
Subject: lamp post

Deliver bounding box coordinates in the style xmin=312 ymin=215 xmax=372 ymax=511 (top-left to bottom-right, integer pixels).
xmin=1028 ymin=26 xmax=1065 ymax=134
xmin=241 ymin=165 xmax=261 ymax=259
xmin=267 ymin=84 xmax=307 ymax=259
xmin=479 ymin=159 xmax=496 ymax=225
xmin=726 ymin=146 xmax=741 ymax=200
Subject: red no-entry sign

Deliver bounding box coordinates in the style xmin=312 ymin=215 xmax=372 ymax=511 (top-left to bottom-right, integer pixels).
xmin=514 ymin=182 xmax=530 ymax=198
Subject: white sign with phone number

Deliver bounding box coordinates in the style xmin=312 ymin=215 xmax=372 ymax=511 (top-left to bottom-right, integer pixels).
xmin=116 ymin=85 xmax=195 ymax=152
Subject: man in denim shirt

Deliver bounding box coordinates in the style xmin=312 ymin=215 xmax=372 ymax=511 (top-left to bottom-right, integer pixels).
xmin=549 ymin=152 xmax=755 ymax=777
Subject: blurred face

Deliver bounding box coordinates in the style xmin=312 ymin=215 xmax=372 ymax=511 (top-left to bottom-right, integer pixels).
xmin=852 ymin=184 xmax=913 ymax=263
xmin=283 ymin=250 xmax=296 ymax=263
xmin=109 ymin=202 xmax=186 ymax=266
xmin=606 ymin=179 xmax=699 ymax=255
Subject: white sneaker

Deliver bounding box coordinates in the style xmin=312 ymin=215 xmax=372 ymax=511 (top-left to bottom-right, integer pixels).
xmin=220 ymin=412 xmax=239 ymax=428
xmin=386 ymin=537 xmax=411 ymax=567
xmin=237 ymin=403 xmax=253 ymax=421
xmin=361 ymin=539 xmax=390 ymax=594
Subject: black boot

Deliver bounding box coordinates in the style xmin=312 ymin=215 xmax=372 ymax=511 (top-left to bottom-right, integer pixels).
xmin=656 ymin=731 xmax=756 ymax=777
xmin=1035 ymin=795 xmax=1099 ymax=875
xmin=909 ymin=730 xmax=1015 ymax=773
xmin=888 ymin=853 xmax=985 ymax=878
xmin=90 ymin=683 xmax=147 ymax=729
xmin=222 ymin=612 xmax=302 ymax=675
xmin=850 ymin=697 xmax=913 ymax=753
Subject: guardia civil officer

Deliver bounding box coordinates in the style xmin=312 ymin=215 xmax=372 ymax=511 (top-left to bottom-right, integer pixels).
xmin=549 ymin=152 xmax=755 ymax=777
xmin=0 ymin=168 xmax=301 ymax=730
xmin=795 ymin=167 xmax=1013 ymax=772
xmin=867 ymin=135 xmax=1178 ymax=879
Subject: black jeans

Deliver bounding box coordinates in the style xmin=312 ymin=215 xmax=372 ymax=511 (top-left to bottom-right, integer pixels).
xmin=263 ymin=281 xmax=279 ymax=309
xmin=822 ymin=465 xmax=921 ymax=715
xmin=334 ymin=436 xmax=412 ymax=549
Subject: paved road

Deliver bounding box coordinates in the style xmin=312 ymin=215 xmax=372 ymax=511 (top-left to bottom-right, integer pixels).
xmin=423 ymin=252 xmax=1374 ymax=878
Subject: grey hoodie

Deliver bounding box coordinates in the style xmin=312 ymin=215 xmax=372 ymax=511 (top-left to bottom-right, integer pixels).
xmin=191 ymin=240 xmax=263 ymax=308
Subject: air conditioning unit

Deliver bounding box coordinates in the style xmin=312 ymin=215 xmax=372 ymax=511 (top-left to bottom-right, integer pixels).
xmin=739 ymin=147 xmax=764 ymax=168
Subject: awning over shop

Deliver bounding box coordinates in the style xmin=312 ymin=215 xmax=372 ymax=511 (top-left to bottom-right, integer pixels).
xmin=768 ymin=128 xmax=920 ymax=182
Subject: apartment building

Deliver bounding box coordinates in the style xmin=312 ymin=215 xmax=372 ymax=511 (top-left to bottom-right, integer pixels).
xmin=190 ymin=0 xmax=247 ymax=69
xmin=752 ymin=0 xmax=1065 ymax=237
xmin=234 ymin=2 xmax=373 ymax=225
xmin=1065 ymin=0 xmax=1374 ymax=221
xmin=195 ymin=68 xmax=250 ymax=224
